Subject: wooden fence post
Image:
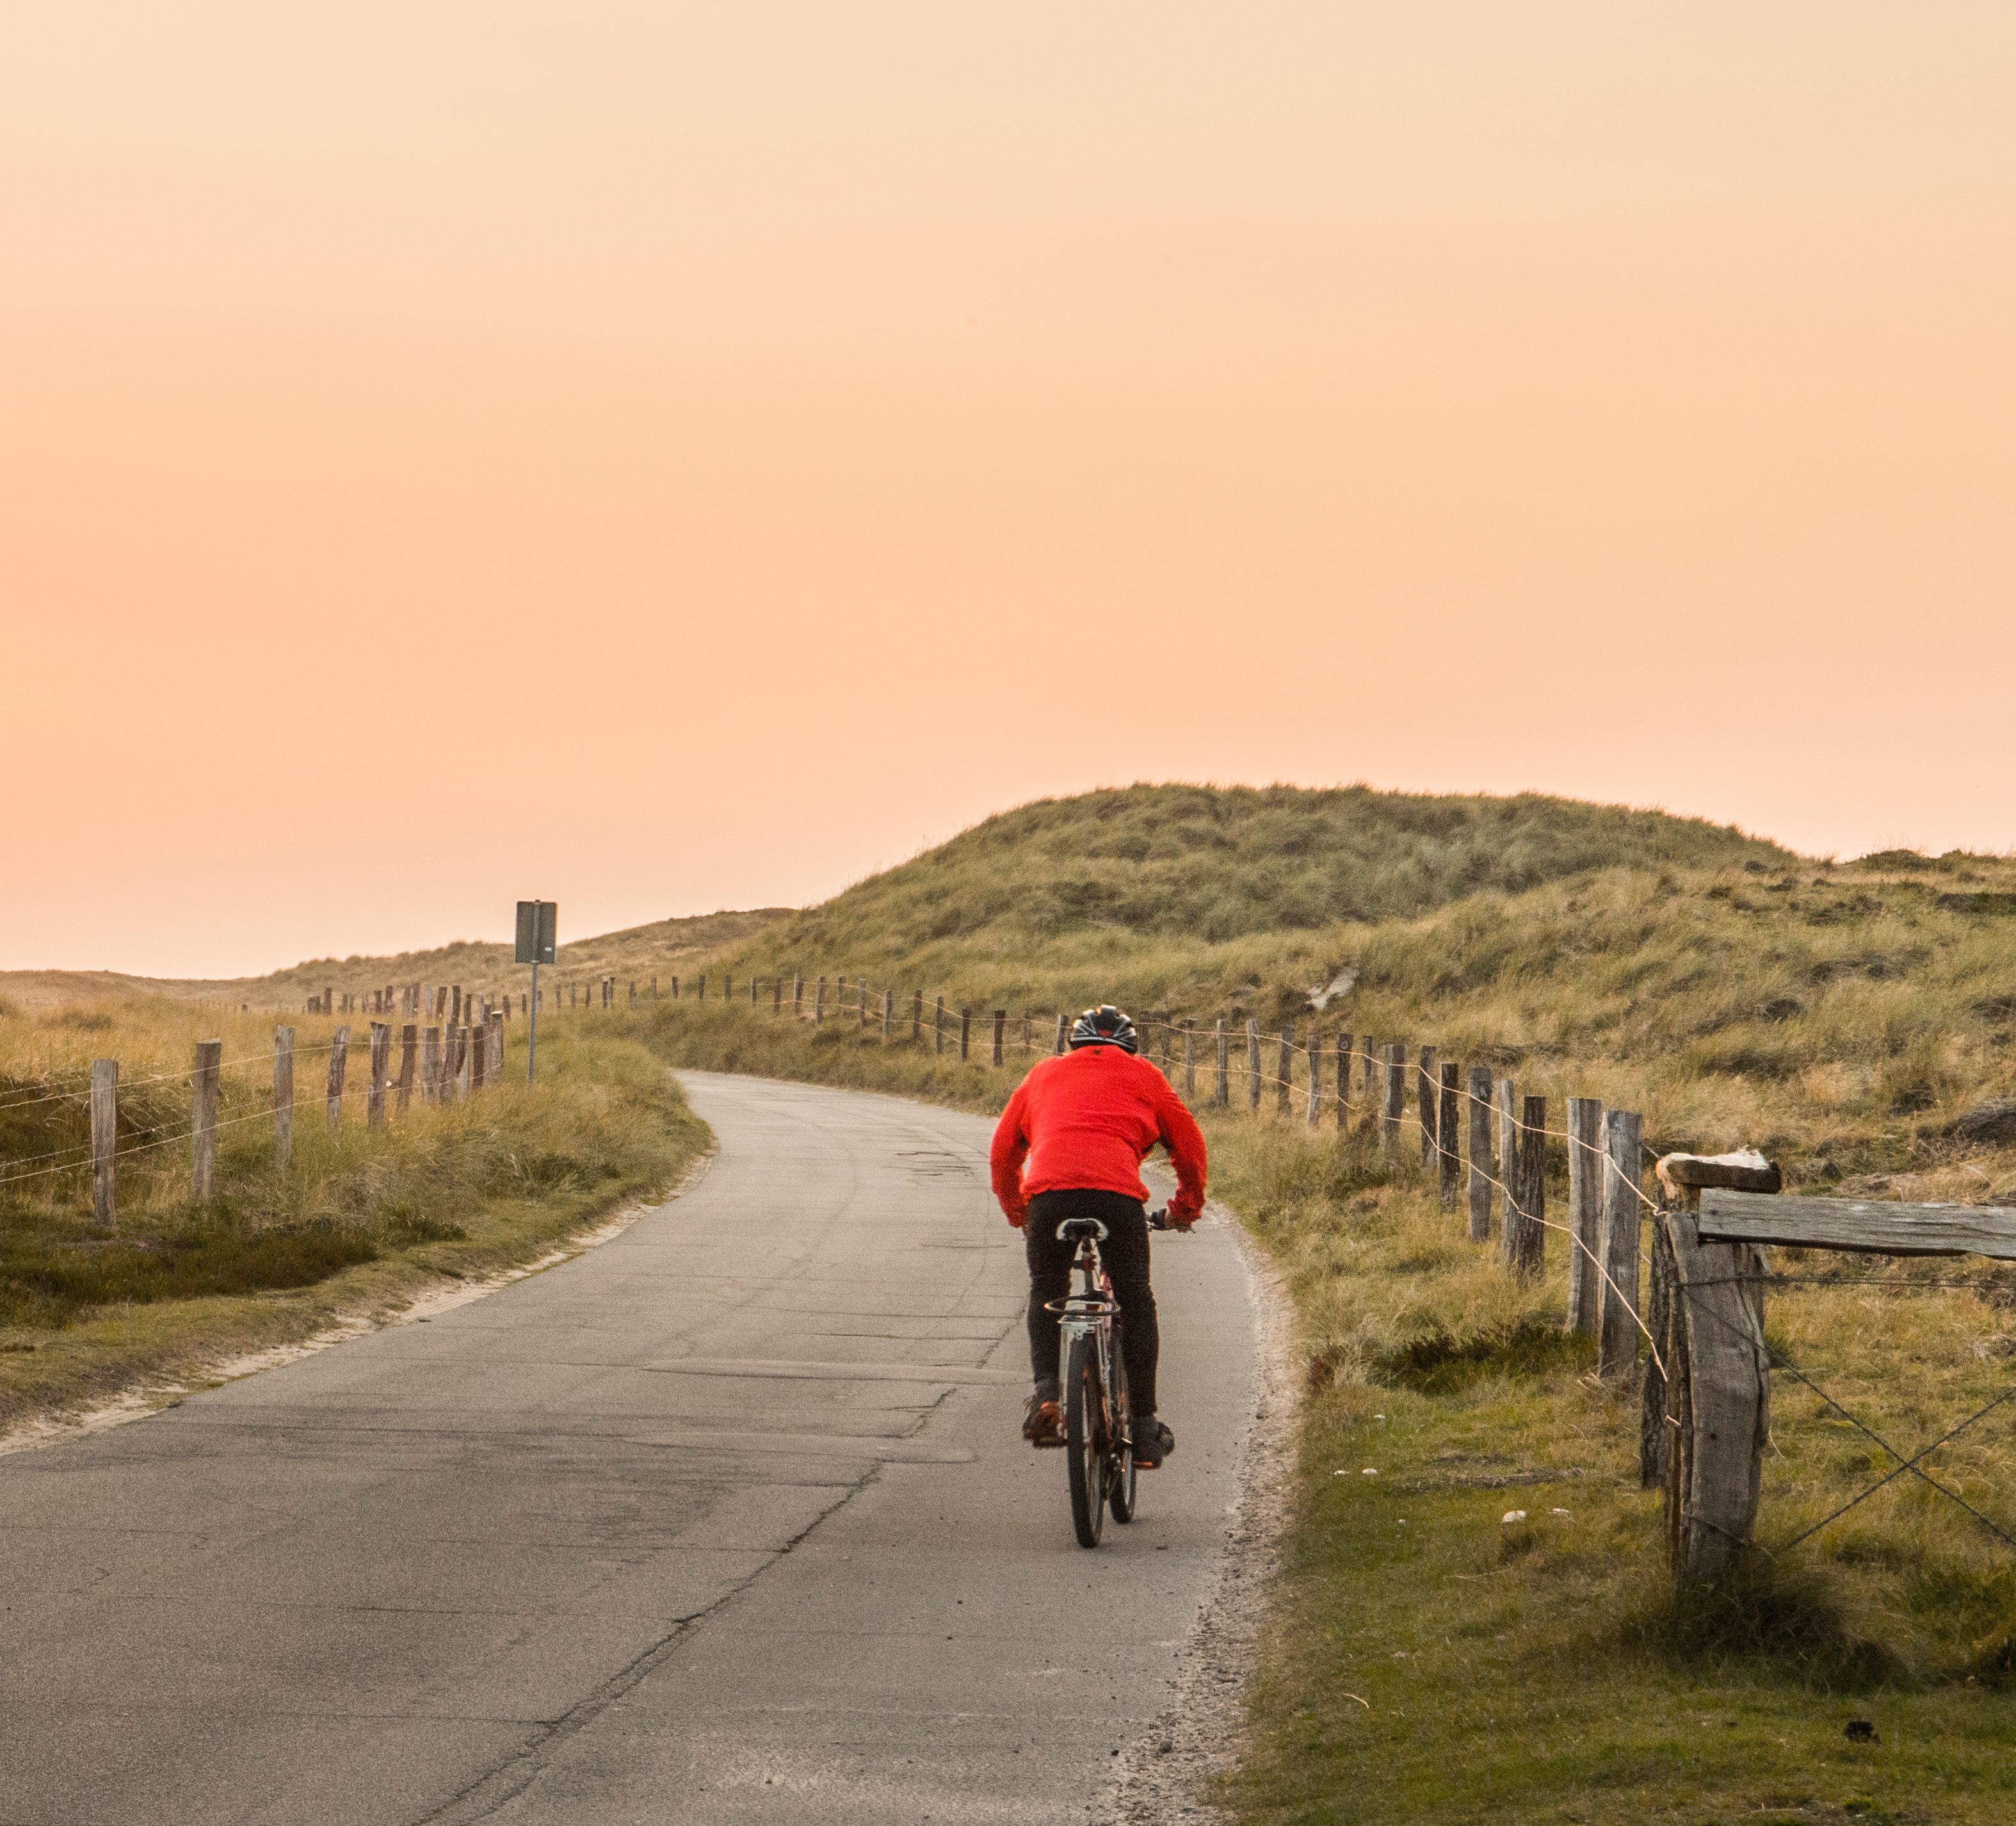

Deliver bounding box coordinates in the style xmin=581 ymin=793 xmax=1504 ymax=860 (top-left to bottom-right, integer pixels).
xmin=960 ymin=1008 xmax=971 ymax=1060
xmin=992 ymin=1011 xmax=1006 ymax=1066
xmin=1416 ymin=1044 xmax=1439 ymax=1167
xmin=1054 ymin=1012 xmax=1067 ymax=1055
xmin=1362 ymin=1042 xmax=1379 ymax=1106
xmin=1597 ymin=1109 xmax=1645 ymax=1380
xmin=836 ymin=976 xmax=846 ymax=1018
xmin=1184 ymin=1021 xmax=1197 ymax=1103
xmin=1513 ymin=1095 xmax=1547 ymax=1280
xmin=469 ymin=1019 xmax=487 ymax=1093
xmin=815 ymin=976 xmax=828 ymax=1024
xmin=1214 ymin=1020 xmax=1229 ymax=1106
xmin=488 ymin=1012 xmax=503 ymax=1086
xmin=91 ymin=1058 xmax=117 ymax=1224
xmin=367 ymin=1021 xmax=391 ymax=1127
xmin=1382 ymin=1044 xmax=1407 ymax=1149
xmin=421 ymin=1026 xmax=441 ymax=1102
xmin=1277 ymin=1026 xmax=1293 ymax=1115
xmin=935 ymin=996 xmax=947 ymax=1054
xmin=882 ymin=989 xmax=893 ymax=1039
xmin=1465 ymin=1066 xmax=1493 ymax=1240
xmin=697 ymin=974 xmax=707 ymax=1003
xmin=1439 ymin=1062 xmax=1463 ymax=1209
xmin=1496 ymin=1077 xmax=1521 ymax=1263
xmin=272 ymin=1028 xmax=294 ymax=1170
xmin=670 ymin=976 xmax=679 ymax=1000
xmin=1336 ymin=1033 xmax=1351 ymax=1130
xmin=1661 ymin=1204 xmax=1770 ymax=1585
xmin=396 ymin=1023 xmax=417 ymax=1114
xmin=1566 ymin=1097 xmax=1606 ymax=1335
xmin=1246 ymin=1019 xmax=1262 ymax=1113
xmin=192 ymin=1040 xmax=222 ymax=1199
xmin=455 ymin=1026 xmax=474 ymax=1101
xmin=327 ymin=1026 xmax=350 ymax=1131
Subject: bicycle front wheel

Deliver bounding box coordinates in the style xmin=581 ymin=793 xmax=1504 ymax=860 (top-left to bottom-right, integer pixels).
xmin=1063 ymin=1331 xmax=1106 ymax=1549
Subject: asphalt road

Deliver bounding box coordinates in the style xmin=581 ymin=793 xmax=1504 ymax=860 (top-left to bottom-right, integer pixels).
xmin=0 ymin=1071 xmax=1258 ymax=1825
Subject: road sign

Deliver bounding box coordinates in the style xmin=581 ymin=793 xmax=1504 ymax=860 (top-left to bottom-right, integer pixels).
xmin=515 ymin=900 xmax=556 ymax=966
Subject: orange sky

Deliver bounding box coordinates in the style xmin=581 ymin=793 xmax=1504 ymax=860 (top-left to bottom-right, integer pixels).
xmin=5 ymin=4 xmax=2013 ymax=977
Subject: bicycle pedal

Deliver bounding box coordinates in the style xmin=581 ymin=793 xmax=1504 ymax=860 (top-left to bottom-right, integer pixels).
xmin=1031 ymin=1436 xmax=1065 ymax=1450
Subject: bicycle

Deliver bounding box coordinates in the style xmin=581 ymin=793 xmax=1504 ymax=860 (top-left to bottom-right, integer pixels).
xmin=1044 ymin=1208 xmax=1185 ymax=1549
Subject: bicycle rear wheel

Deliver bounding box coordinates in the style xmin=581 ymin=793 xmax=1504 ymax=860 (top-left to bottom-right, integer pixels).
xmin=1107 ymin=1327 xmax=1138 ymax=1524
xmin=1063 ymin=1332 xmax=1106 ymax=1548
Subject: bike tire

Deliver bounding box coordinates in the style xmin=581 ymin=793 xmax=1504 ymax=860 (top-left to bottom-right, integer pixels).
xmin=1064 ymin=1332 xmax=1106 ymax=1549
xmin=1107 ymin=1325 xmax=1138 ymax=1524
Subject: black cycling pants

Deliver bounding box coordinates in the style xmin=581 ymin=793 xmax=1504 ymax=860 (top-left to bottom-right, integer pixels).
xmin=1024 ymin=1189 xmax=1159 ymax=1416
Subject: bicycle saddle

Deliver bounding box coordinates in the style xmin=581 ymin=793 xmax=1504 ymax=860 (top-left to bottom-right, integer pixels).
xmin=1055 ymin=1216 xmax=1109 ymax=1243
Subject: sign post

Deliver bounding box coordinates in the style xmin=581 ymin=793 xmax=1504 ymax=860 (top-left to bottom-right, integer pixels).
xmin=515 ymin=900 xmax=557 ymax=1082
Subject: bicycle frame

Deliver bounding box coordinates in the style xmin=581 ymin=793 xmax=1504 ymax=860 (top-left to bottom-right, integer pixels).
xmin=1053 ymin=1227 xmax=1119 ymax=1425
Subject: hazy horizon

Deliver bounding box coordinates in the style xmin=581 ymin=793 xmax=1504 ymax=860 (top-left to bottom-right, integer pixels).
xmin=8 ymin=6 xmax=2012 ymax=976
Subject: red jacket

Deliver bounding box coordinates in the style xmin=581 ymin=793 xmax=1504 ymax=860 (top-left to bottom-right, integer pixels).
xmin=990 ymin=1045 xmax=1208 ymax=1227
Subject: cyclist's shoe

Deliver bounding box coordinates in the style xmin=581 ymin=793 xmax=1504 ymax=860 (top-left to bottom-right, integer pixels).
xmin=1022 ymin=1391 xmax=1063 ymax=1448
xmin=1132 ymin=1416 xmax=1175 ymax=1468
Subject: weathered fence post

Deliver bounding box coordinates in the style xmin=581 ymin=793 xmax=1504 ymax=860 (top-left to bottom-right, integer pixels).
xmin=1496 ymin=1077 xmax=1520 ymax=1263
xmin=1336 ymin=1033 xmax=1351 ymax=1130
xmin=1306 ymin=1030 xmax=1323 ymax=1126
xmin=396 ymin=1023 xmax=417 ymax=1113
xmin=1416 ymin=1044 xmax=1439 ymax=1168
xmin=469 ymin=1019 xmax=488 ymax=1093
xmin=421 ymin=1026 xmax=442 ymax=1102
xmin=935 ymin=996 xmax=947 ymax=1054
xmin=1382 ymin=1044 xmax=1407 ymax=1149
xmin=91 ymin=1058 xmax=118 ymax=1224
xmin=1566 ymin=1097 xmax=1606 ymax=1335
xmin=1513 ymin=1095 xmax=1547 ymax=1281
xmin=815 ymin=976 xmax=828 ymax=1024
xmin=1246 ymin=1019 xmax=1262 ymax=1113
xmin=1439 ymin=1062 xmax=1462 ymax=1209
xmin=327 ymin=1026 xmax=350 ymax=1131
xmin=455 ymin=1026 xmax=474 ymax=1101
xmin=192 ymin=1040 xmax=222 ymax=1199
xmin=1277 ymin=1027 xmax=1293 ymax=1115
xmin=992 ymin=1010 xmax=1006 ymax=1066
xmin=1465 ymin=1066 xmax=1492 ymax=1239
xmin=1054 ymin=1012 xmax=1067 ymax=1055
xmin=959 ymin=1009 xmax=971 ymax=1060
xmin=882 ymin=989 xmax=894 ymax=1039
xmin=488 ymin=1012 xmax=503 ymax=1086
xmin=272 ymin=1028 xmax=294 ymax=1170
xmin=367 ymin=1021 xmax=391 ymax=1127
xmin=1597 ymin=1109 xmax=1645 ymax=1380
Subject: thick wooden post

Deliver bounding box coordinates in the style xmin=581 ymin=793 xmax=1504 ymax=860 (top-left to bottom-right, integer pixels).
xmin=915 ymin=992 xmax=925 ymax=1041
xmin=1214 ymin=1020 xmax=1229 ymax=1106
xmin=455 ymin=1026 xmax=474 ymax=1101
xmin=192 ymin=1040 xmax=222 ymax=1199
xmin=469 ymin=1019 xmax=487 ymax=1093
xmin=1566 ymin=1097 xmax=1606 ymax=1335
xmin=1597 ymin=1109 xmax=1645 ymax=1379
xmin=960 ymin=1009 xmax=971 ymax=1060
xmin=1054 ymin=1012 xmax=1067 ymax=1055
xmin=1277 ymin=1027 xmax=1293 ymax=1115
xmin=1664 ymin=1208 xmax=1769 ymax=1585
xmin=1465 ymin=1066 xmax=1493 ymax=1239
xmin=396 ymin=1024 xmax=417 ymax=1113
xmin=1336 ymin=1033 xmax=1351 ymax=1130
xmin=1416 ymin=1044 xmax=1439 ymax=1167
xmin=367 ymin=1021 xmax=391 ymax=1127
xmin=1382 ymin=1044 xmax=1407 ymax=1148
xmin=697 ymin=974 xmax=707 ymax=1003
xmin=1246 ymin=1019 xmax=1262 ymax=1113
xmin=1362 ymin=1042 xmax=1379 ymax=1106
xmin=992 ymin=1010 xmax=1005 ymax=1066
xmin=327 ymin=1026 xmax=350 ymax=1131
xmin=91 ymin=1058 xmax=118 ymax=1224
xmin=935 ymin=996 xmax=947 ymax=1054
xmin=421 ymin=1026 xmax=441 ymax=1102
xmin=1513 ymin=1095 xmax=1547 ymax=1280
xmin=488 ymin=1012 xmax=504 ymax=1086
xmin=882 ymin=989 xmax=893 ymax=1039
xmin=1439 ymin=1062 xmax=1463 ymax=1208
xmin=815 ymin=976 xmax=828 ymax=1024
xmin=835 ymin=976 xmax=846 ymax=1018
xmin=1184 ymin=1021 xmax=1197 ymax=1103
xmin=1496 ymin=1077 xmax=1521 ymax=1264
xmin=272 ymin=1028 xmax=295 ymax=1170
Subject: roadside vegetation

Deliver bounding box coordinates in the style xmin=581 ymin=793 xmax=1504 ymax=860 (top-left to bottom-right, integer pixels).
xmin=0 ymin=992 xmax=706 ymax=1433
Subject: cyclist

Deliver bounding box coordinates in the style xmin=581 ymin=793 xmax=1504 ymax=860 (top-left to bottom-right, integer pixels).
xmin=990 ymin=1005 xmax=1207 ymax=1468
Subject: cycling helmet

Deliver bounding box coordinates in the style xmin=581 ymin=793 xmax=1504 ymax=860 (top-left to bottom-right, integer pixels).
xmin=1068 ymin=1005 xmax=1139 ymax=1054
